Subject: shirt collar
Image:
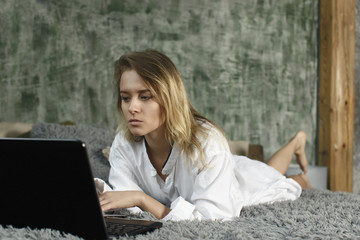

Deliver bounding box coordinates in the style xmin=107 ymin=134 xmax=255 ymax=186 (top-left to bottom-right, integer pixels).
xmin=161 ymin=144 xmax=180 ymax=175
xmin=141 ymin=139 xmax=158 ymax=177
xmin=141 ymin=139 xmax=179 ymax=176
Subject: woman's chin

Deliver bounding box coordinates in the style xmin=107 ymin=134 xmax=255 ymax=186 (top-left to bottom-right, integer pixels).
xmin=130 ymin=130 xmax=144 ymax=137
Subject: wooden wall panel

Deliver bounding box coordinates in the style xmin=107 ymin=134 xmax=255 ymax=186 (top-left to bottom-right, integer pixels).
xmin=319 ymin=0 xmax=355 ymax=192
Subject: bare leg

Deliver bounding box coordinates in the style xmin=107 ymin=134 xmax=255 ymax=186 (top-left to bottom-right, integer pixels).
xmin=267 ymin=131 xmax=311 ymax=189
xmin=267 ymin=131 xmax=308 ymax=175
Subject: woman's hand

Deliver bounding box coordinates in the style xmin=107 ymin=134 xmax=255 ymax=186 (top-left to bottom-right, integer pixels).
xmin=99 ymin=191 xmax=143 ymax=212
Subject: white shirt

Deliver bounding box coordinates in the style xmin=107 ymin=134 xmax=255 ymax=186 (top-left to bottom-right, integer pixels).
xmin=107 ymin=124 xmax=301 ymax=221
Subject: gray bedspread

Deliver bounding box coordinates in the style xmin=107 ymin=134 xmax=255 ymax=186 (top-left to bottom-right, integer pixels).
xmin=1 ymin=123 xmax=358 ymax=240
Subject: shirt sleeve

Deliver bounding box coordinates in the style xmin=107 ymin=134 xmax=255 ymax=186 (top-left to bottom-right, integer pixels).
xmin=108 ymin=135 xmax=143 ymax=192
xmin=107 ymin=135 xmax=144 ymax=214
xmin=162 ymin=196 xmax=197 ymax=221
xmin=94 ymin=178 xmax=113 ymax=194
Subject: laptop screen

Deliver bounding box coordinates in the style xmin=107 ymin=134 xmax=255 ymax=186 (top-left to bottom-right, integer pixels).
xmin=0 ymin=138 xmax=108 ymax=239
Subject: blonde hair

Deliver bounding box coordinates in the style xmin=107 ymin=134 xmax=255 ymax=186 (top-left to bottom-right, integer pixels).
xmin=114 ymin=49 xmax=222 ymax=168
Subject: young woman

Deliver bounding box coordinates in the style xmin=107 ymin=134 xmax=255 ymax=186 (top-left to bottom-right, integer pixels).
xmin=97 ymin=49 xmax=311 ymax=221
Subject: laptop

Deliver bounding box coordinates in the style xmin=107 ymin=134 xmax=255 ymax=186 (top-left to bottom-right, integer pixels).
xmin=0 ymin=138 xmax=162 ymax=239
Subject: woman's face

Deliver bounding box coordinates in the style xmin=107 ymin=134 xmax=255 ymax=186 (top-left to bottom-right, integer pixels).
xmin=119 ymin=70 xmax=165 ymax=139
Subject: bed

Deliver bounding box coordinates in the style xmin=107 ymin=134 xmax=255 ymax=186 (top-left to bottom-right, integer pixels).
xmin=1 ymin=122 xmax=359 ymax=239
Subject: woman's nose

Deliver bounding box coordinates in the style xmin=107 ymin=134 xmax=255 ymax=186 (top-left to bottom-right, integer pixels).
xmin=128 ymin=99 xmax=140 ymax=114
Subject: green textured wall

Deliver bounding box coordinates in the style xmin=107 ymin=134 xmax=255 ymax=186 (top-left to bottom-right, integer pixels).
xmin=0 ymin=0 xmax=318 ymax=163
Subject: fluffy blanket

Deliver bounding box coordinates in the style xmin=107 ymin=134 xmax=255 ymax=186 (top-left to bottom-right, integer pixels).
xmin=1 ymin=123 xmax=359 ymax=239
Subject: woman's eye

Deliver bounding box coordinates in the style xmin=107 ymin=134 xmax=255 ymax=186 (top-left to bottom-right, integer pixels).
xmin=121 ymin=96 xmax=130 ymax=102
xmin=141 ymin=95 xmax=152 ymax=100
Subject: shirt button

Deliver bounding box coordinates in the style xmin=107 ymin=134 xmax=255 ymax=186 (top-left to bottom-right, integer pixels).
xmin=151 ymin=169 xmax=157 ymax=176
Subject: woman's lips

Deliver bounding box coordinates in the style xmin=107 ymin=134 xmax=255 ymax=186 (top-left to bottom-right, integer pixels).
xmin=129 ymin=119 xmax=142 ymax=126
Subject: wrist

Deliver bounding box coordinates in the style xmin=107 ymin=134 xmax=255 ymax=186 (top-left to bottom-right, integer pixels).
xmin=134 ymin=191 xmax=146 ymax=208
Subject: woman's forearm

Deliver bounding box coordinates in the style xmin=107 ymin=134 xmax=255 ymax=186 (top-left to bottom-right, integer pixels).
xmin=99 ymin=190 xmax=171 ymax=219
xmin=136 ymin=192 xmax=171 ymax=219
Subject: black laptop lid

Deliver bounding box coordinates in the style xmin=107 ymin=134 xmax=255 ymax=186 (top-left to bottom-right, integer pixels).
xmin=0 ymin=138 xmax=108 ymax=239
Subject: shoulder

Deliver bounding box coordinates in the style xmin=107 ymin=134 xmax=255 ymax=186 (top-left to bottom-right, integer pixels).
xmin=199 ymin=121 xmax=226 ymax=139
xmin=192 ymin=122 xmax=235 ymax=178
xmin=197 ymin=121 xmax=230 ymax=157
xmin=110 ymin=131 xmax=144 ymax=161
xmin=112 ymin=131 xmax=142 ymax=149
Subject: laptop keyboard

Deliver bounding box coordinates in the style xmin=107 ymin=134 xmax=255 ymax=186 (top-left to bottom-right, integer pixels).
xmin=106 ymin=221 xmax=152 ymax=236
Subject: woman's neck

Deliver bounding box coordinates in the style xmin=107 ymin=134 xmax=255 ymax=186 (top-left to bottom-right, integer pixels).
xmin=145 ymin=133 xmax=172 ymax=162
xmin=144 ymin=126 xmax=172 ymax=179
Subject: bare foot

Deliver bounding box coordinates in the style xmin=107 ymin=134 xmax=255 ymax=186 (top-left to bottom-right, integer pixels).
xmin=288 ymin=173 xmax=312 ymax=189
xmin=293 ymin=131 xmax=308 ymax=174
